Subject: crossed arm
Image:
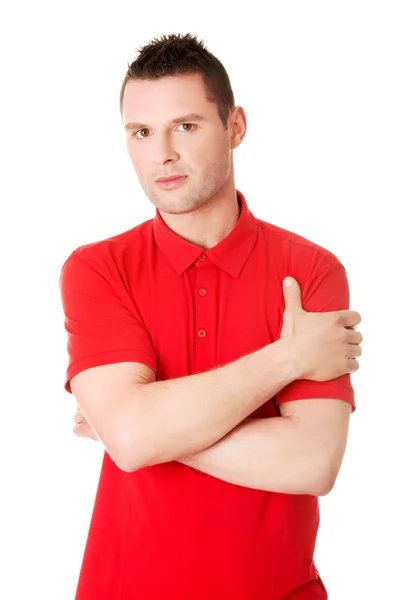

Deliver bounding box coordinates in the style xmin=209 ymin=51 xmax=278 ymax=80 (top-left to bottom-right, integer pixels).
xmin=73 ymin=396 xmax=351 ymax=496
xmin=167 ymin=397 xmax=350 ymax=496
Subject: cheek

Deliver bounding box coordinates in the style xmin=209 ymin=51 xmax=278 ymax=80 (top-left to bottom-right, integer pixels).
xmin=127 ymin=146 xmax=147 ymax=174
xmin=190 ymin=142 xmax=222 ymax=170
xmin=202 ymin=143 xmax=230 ymax=172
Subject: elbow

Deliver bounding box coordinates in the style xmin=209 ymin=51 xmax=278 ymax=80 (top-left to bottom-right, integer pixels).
xmin=304 ymin=438 xmax=346 ymax=496
xmin=113 ymin=452 xmax=144 ymax=474
xmin=310 ymin=462 xmax=340 ymax=497
xmin=108 ymin=403 xmax=153 ymax=473
xmin=119 ymin=451 xmax=165 ymax=473
xmin=104 ymin=445 xmax=141 ymax=473
xmin=312 ymin=476 xmax=336 ymax=497
xmin=115 ymin=456 xmax=141 ymax=473
xmin=115 ymin=427 xmax=168 ymax=472
xmin=109 ymin=433 xmax=146 ymax=473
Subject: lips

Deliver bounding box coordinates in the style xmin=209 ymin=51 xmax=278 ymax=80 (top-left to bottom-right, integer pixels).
xmin=155 ymin=175 xmax=188 ymax=189
xmin=156 ymin=175 xmax=186 ymax=182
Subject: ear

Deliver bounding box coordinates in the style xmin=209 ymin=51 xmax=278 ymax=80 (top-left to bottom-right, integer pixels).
xmin=229 ymin=106 xmax=247 ymax=150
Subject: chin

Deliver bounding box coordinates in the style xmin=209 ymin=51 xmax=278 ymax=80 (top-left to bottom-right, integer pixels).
xmin=148 ymin=189 xmax=206 ymax=215
xmin=157 ymin=201 xmax=200 ymax=216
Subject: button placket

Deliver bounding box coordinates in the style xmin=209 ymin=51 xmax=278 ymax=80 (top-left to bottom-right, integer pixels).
xmin=197 ymin=284 xmax=207 ymax=337
xmin=197 ymin=267 xmax=207 ymax=336
xmin=193 ymin=254 xmax=217 ymax=373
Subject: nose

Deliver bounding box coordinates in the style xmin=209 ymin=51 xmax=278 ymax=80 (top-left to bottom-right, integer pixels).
xmin=152 ymin=135 xmax=180 ymax=166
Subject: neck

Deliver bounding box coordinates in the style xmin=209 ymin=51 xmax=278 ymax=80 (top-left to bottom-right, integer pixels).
xmin=158 ymin=179 xmax=241 ymax=250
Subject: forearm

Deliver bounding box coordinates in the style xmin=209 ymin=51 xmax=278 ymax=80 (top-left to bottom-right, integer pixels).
xmin=176 ymin=416 xmax=330 ymax=496
xmin=127 ymin=339 xmax=298 ymax=471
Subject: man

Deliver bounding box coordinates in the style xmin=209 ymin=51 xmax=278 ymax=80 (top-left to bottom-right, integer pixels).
xmin=60 ymin=32 xmax=362 ymax=600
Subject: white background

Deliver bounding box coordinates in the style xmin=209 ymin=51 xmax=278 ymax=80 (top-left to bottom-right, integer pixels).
xmin=1 ymin=1 xmax=399 ymax=598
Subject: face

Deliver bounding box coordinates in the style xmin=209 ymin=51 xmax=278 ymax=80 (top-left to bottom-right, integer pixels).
xmin=121 ymin=73 xmax=245 ymax=215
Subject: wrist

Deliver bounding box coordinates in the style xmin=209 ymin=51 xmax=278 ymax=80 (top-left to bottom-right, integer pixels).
xmin=270 ymin=338 xmax=301 ymax=384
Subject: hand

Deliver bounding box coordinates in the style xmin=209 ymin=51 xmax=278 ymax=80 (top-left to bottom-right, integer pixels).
xmin=72 ymin=405 xmax=99 ymax=441
xmin=280 ymin=277 xmax=363 ymax=381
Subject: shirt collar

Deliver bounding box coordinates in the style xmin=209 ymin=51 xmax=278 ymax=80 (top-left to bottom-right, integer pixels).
xmin=152 ymin=189 xmax=259 ymax=278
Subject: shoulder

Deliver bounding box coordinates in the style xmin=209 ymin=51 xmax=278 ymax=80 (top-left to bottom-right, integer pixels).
xmin=60 ymin=218 xmax=154 ymax=277
xmin=256 ymin=217 xmax=345 ymax=271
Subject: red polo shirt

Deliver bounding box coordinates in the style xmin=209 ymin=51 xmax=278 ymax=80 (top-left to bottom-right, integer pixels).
xmin=60 ymin=189 xmax=355 ymax=600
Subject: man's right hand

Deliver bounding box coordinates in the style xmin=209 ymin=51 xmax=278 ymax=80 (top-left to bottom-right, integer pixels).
xmin=280 ymin=277 xmax=363 ymax=382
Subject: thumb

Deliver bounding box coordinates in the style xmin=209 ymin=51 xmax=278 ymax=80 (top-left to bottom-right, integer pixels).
xmin=282 ymin=277 xmax=302 ymax=311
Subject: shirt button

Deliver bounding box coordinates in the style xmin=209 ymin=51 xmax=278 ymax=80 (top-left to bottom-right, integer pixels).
xmin=199 ymin=288 xmax=207 ymax=296
xmin=198 ymin=254 xmax=207 ymax=262
xmin=198 ymin=329 xmax=206 ymax=337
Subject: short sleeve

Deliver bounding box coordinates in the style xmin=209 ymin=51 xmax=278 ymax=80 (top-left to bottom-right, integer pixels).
xmin=275 ymin=262 xmax=356 ymax=412
xmin=59 ymin=250 xmax=157 ymax=394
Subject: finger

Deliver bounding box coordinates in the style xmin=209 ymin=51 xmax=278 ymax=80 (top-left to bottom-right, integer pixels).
xmin=347 ymin=358 xmax=360 ymax=373
xmin=337 ymin=310 xmax=362 ymax=329
xmin=347 ymin=344 xmax=362 ymax=359
xmin=347 ymin=330 xmax=363 ymax=344
xmin=73 ymin=423 xmax=97 ymax=440
xmin=73 ymin=423 xmax=86 ymax=436
xmin=282 ymin=278 xmax=303 ymax=312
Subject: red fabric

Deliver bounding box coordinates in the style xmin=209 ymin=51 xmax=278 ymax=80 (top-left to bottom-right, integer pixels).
xmin=60 ymin=190 xmax=355 ymax=599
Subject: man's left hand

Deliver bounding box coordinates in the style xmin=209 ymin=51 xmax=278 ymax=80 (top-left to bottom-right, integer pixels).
xmin=72 ymin=406 xmax=99 ymax=441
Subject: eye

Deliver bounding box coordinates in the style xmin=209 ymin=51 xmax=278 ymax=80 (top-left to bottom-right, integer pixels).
xmin=178 ymin=123 xmax=196 ymax=132
xmin=132 ymin=123 xmax=196 ymax=139
xmin=133 ymin=128 xmax=150 ymax=139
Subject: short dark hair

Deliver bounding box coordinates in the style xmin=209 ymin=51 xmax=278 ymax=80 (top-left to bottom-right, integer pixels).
xmin=120 ymin=33 xmax=235 ymax=129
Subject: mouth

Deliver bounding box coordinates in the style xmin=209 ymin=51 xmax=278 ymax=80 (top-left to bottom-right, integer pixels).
xmin=155 ymin=175 xmax=188 ymax=189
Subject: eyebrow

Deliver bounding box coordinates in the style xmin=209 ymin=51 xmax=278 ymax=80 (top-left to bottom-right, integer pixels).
xmin=124 ymin=113 xmax=207 ymax=131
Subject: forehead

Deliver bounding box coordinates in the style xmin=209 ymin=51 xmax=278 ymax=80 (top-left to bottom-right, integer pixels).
xmin=122 ymin=73 xmax=216 ymax=122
